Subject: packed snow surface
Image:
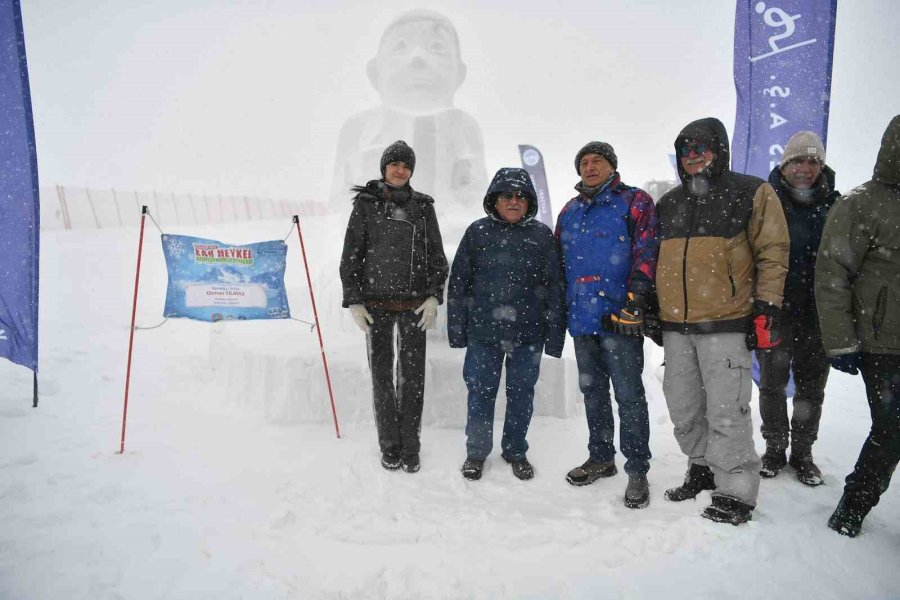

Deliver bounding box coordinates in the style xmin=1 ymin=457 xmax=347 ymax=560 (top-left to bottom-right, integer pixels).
xmin=1 ymin=218 xmax=897 ymax=600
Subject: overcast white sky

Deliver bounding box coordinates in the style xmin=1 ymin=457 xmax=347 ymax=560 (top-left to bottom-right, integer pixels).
xmin=22 ymin=0 xmax=900 ymax=207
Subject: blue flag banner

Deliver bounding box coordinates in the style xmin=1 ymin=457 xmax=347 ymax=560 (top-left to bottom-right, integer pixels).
xmin=518 ymin=145 xmax=553 ymax=228
xmin=0 ymin=0 xmax=39 ymax=372
xmin=162 ymin=235 xmax=291 ymax=322
xmin=732 ymin=0 xmax=838 ymax=178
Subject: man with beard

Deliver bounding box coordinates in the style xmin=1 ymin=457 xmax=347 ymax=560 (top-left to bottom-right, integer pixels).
xmin=655 ymin=118 xmax=789 ymax=525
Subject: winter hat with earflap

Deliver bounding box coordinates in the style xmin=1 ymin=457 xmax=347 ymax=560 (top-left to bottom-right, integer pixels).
xmin=780 ymin=131 xmax=826 ymax=168
xmin=380 ymin=140 xmax=416 ymax=176
xmin=575 ymin=141 xmax=618 ymax=174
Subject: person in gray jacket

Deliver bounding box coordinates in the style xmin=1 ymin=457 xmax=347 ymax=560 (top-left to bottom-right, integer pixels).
xmin=816 ymin=114 xmax=900 ymax=538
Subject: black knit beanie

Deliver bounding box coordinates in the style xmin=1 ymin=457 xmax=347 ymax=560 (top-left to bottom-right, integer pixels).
xmin=575 ymin=141 xmax=618 ymax=174
xmin=380 ymin=140 xmax=416 ymax=176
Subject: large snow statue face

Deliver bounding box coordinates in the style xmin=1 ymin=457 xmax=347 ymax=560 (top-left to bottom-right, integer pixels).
xmin=329 ymin=9 xmax=488 ymax=211
xmin=367 ymin=14 xmax=466 ymax=111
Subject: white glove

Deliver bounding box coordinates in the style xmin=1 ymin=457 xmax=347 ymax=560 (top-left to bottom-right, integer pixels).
xmin=349 ymin=304 xmax=373 ymax=333
xmin=414 ymin=296 xmax=439 ymax=330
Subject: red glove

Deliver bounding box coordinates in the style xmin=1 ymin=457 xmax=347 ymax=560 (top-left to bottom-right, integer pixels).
xmin=748 ymin=313 xmax=782 ymax=350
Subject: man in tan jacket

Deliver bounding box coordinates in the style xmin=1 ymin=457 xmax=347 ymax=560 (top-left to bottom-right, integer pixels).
xmin=655 ymin=117 xmax=789 ymax=525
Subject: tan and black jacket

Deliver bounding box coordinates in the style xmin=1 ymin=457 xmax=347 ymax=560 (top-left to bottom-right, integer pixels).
xmin=655 ymin=118 xmax=789 ymax=334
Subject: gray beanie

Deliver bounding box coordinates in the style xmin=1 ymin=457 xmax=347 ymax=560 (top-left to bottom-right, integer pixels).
xmin=780 ymin=131 xmax=825 ymax=168
xmin=575 ymin=141 xmax=618 ymax=174
xmin=380 ymin=140 xmax=416 ymax=176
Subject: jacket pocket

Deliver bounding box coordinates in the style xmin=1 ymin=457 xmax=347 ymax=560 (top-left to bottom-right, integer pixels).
xmin=727 ymin=259 xmax=736 ymax=297
xmin=726 ymin=352 xmax=753 ymax=415
xmin=872 ymin=286 xmax=900 ymax=348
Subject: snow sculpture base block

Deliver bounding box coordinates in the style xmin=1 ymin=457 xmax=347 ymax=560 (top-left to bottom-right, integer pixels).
xmin=208 ymin=321 xmax=579 ymax=429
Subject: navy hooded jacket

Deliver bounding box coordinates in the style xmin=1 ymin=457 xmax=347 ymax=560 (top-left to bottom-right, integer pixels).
xmin=447 ymin=168 xmax=566 ymax=356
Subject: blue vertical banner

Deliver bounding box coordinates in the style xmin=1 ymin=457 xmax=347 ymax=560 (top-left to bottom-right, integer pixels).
xmin=162 ymin=235 xmax=291 ymax=322
xmin=0 ymin=0 xmax=40 ymax=372
xmin=732 ymin=0 xmax=838 ymax=178
xmin=518 ymin=145 xmax=553 ymax=228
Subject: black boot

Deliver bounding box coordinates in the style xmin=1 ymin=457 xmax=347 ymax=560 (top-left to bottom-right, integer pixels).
xmin=759 ymin=446 xmax=787 ymax=478
xmin=624 ymin=473 xmax=650 ymax=509
xmin=461 ymin=458 xmax=485 ymax=481
xmin=664 ymin=463 xmax=716 ymax=501
xmin=789 ymin=448 xmax=823 ymax=486
xmin=503 ymin=454 xmax=535 ymax=481
xmin=701 ymin=495 xmax=754 ymax=525
xmin=381 ymin=452 xmax=402 ymax=471
xmin=827 ymin=492 xmax=872 ymax=538
xmin=401 ymin=454 xmax=420 ymax=473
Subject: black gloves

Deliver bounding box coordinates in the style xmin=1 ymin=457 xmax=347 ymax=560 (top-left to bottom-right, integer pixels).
xmin=831 ymin=353 xmax=863 ymax=375
xmin=609 ymin=293 xmax=645 ymax=336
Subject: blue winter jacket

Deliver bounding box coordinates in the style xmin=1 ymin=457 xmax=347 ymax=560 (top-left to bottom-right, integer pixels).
xmin=447 ymin=169 xmax=566 ymax=356
xmin=555 ymin=175 xmax=659 ymax=337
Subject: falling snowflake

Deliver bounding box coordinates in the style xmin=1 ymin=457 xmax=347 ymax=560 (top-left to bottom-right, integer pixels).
xmin=165 ymin=236 xmax=186 ymax=258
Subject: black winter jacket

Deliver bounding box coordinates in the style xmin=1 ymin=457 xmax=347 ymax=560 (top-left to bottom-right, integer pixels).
xmin=340 ymin=180 xmax=448 ymax=307
xmin=767 ymin=165 xmax=839 ymax=318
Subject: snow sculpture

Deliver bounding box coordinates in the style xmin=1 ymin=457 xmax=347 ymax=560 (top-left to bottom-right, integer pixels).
xmin=329 ymin=10 xmax=488 ymax=214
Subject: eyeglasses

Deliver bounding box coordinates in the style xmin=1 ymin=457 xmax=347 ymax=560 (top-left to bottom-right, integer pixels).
xmin=677 ymin=142 xmax=710 ymax=157
xmin=498 ymin=191 xmax=528 ymax=202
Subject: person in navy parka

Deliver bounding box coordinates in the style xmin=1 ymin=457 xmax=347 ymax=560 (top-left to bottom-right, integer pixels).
xmin=448 ymin=168 xmax=566 ymax=481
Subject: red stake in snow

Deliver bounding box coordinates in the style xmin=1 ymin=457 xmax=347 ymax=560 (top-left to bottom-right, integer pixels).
xmin=294 ymin=215 xmax=341 ymax=438
xmin=120 ymin=205 xmax=148 ymax=453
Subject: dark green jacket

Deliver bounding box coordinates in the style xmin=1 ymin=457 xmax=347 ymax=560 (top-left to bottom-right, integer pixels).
xmin=815 ymin=115 xmax=900 ymax=356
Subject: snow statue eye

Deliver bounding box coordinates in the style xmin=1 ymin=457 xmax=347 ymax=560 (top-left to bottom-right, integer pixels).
xmin=388 ymin=40 xmax=408 ymax=54
xmin=429 ymin=40 xmax=449 ymax=55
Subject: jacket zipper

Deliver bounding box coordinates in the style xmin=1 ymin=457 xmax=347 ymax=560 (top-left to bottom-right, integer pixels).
xmin=727 ymin=259 xmax=736 ymax=297
xmin=386 ymin=209 xmax=416 ymax=294
xmin=681 ymin=238 xmax=690 ymax=331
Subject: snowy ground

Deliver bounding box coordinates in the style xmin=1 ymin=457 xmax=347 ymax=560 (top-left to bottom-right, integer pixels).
xmin=1 ymin=218 xmax=898 ymax=600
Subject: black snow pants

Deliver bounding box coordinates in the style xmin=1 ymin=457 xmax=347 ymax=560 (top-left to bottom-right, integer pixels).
xmin=366 ymin=307 xmax=427 ymax=458
xmin=758 ymin=312 xmax=830 ymax=452
xmin=844 ymin=353 xmax=900 ymax=509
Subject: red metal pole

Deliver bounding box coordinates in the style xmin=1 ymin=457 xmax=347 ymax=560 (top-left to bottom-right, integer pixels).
xmin=120 ymin=206 xmax=149 ymax=453
xmin=294 ymin=215 xmax=341 ymax=438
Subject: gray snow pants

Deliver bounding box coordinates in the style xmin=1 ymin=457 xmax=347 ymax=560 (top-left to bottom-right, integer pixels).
xmin=662 ymin=331 xmax=761 ymax=506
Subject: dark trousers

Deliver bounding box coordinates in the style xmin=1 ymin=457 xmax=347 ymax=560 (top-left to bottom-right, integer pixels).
xmin=366 ymin=308 xmax=426 ymax=458
xmin=758 ymin=314 xmax=830 ymax=451
xmin=843 ymin=353 xmax=900 ymax=508
xmin=463 ymin=340 xmax=543 ymax=461
xmin=573 ymin=334 xmax=651 ymax=475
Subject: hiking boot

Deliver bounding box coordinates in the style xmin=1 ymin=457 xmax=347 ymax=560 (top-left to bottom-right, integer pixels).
xmin=624 ymin=473 xmax=650 ymax=509
xmin=664 ymin=463 xmax=716 ymax=501
xmin=789 ymin=451 xmax=823 ymax=486
xmin=565 ymin=458 xmax=617 ymax=486
xmin=381 ymin=452 xmax=402 ymax=471
xmin=401 ymin=454 xmax=420 ymax=473
xmin=759 ymin=446 xmax=787 ymax=478
xmin=461 ymin=458 xmax=484 ymax=481
xmin=827 ymin=493 xmax=871 ymax=538
xmin=503 ymin=454 xmax=535 ymax=481
xmin=701 ymin=495 xmax=753 ymax=525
